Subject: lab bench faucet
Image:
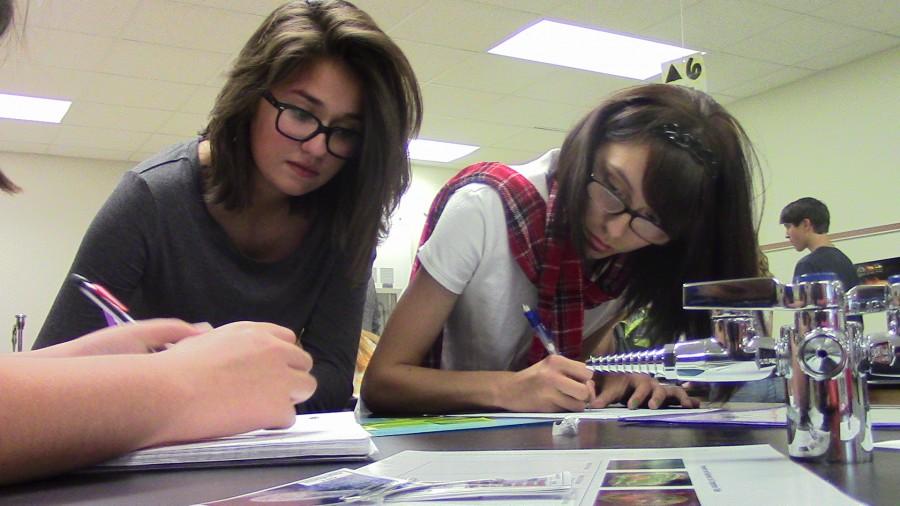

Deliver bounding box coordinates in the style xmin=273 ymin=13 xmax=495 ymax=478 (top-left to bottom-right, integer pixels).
xmin=587 ymin=273 xmax=900 ymax=463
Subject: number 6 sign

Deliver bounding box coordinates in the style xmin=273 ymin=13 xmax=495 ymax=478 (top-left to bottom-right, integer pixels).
xmin=661 ymin=54 xmax=707 ymax=92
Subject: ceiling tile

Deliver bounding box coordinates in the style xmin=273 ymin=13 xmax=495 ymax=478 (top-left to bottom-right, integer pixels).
xmin=100 ymin=40 xmax=232 ymax=85
xmin=812 ymin=0 xmax=900 ymax=34
xmin=455 ymin=146 xmax=539 ymax=167
xmin=46 ymin=144 xmax=135 ymax=161
xmin=137 ymin=133 xmax=190 ymax=154
xmin=718 ymin=66 xmax=815 ymax=99
xmin=53 ymin=125 xmax=152 ymax=152
xmin=700 ymin=51 xmax=784 ymax=93
xmin=122 ymin=0 xmax=262 ymax=54
xmin=513 ymin=68 xmax=637 ymax=108
xmin=752 ymin=0 xmax=837 ymax=14
xmin=180 ymin=86 xmax=221 ymax=116
xmin=553 ymin=0 xmax=702 ymax=34
xmin=0 ymin=62 xmax=92 ymax=101
xmin=8 ymin=28 xmax=115 ymax=73
xmin=160 ymin=112 xmax=208 ymax=137
xmin=179 ymin=0 xmax=286 ymax=16
xmin=468 ymin=0 xmax=566 ymax=15
xmin=0 ymin=140 xmax=50 ymax=155
xmin=128 ymin=150 xmax=159 ymax=162
xmin=24 ymin=0 xmax=141 ymax=37
xmin=354 ymin=0 xmax=431 ymax=32
xmin=726 ymin=15 xmax=876 ymax=66
xmin=0 ymin=120 xmax=61 ymax=144
xmin=62 ymin=102 xmax=173 ymax=133
xmin=395 ymin=39 xmax=476 ymax=84
xmin=797 ymin=33 xmax=899 ymax=71
xmin=419 ymin=115 xmax=522 ymax=146
xmin=389 ymin=0 xmax=538 ymax=51
xmin=421 ymin=84 xmax=504 ymax=120
xmin=78 ymin=74 xmax=197 ymax=111
xmin=467 ymin=94 xmax=584 ymax=131
xmin=642 ymin=0 xmax=800 ymax=52
xmin=431 ymin=53 xmax=556 ymax=95
xmin=489 ymin=125 xmax=566 ymax=151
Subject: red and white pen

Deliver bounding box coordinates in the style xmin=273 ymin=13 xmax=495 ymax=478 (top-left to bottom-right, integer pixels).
xmin=70 ymin=273 xmax=135 ymax=326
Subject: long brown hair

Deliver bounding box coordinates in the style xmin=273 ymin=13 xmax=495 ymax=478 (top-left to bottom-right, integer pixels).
xmin=202 ymin=0 xmax=422 ymax=281
xmin=555 ymin=84 xmax=761 ymax=342
xmin=0 ymin=0 xmax=22 ymax=194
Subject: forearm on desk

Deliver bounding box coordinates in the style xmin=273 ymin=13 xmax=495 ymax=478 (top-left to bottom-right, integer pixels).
xmin=362 ymin=361 xmax=519 ymax=414
xmin=0 ymin=355 xmax=188 ymax=485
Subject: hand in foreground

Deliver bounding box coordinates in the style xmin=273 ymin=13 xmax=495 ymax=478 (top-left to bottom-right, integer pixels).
xmin=157 ymin=321 xmax=316 ymax=440
xmin=590 ymin=373 xmax=700 ymax=410
xmin=499 ymin=354 xmax=596 ymax=413
xmin=32 ymin=319 xmax=210 ymax=358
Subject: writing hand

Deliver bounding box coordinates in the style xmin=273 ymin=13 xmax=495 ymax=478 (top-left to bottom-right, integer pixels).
xmin=500 ymin=355 xmax=595 ymax=412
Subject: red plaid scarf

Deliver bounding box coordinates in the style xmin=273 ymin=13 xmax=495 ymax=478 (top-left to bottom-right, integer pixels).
xmin=413 ymin=161 xmax=628 ymax=369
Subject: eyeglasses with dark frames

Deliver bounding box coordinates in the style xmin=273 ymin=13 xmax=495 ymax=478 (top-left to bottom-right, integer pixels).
xmin=587 ymin=170 xmax=670 ymax=245
xmin=263 ymin=92 xmax=362 ymax=160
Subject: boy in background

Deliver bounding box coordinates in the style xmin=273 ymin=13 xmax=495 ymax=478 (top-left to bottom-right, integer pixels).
xmin=780 ymin=197 xmax=859 ymax=290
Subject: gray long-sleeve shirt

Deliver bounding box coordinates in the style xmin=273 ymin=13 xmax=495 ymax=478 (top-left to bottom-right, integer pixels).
xmin=35 ymin=139 xmax=366 ymax=413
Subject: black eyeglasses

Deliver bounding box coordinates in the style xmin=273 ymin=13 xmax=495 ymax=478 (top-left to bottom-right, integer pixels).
xmin=587 ymin=171 xmax=670 ymax=245
xmin=263 ymin=92 xmax=362 ymax=160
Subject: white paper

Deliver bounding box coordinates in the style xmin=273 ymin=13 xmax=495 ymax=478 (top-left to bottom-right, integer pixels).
xmin=450 ymin=407 xmax=717 ymax=420
xmin=98 ymin=411 xmax=374 ymax=468
xmin=358 ymin=445 xmax=860 ymax=505
xmin=874 ymin=439 xmax=900 ymax=450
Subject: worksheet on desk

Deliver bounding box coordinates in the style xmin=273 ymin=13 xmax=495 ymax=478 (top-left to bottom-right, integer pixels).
xmin=448 ymin=407 xmax=718 ymax=420
xmin=357 ymin=445 xmax=860 ymax=505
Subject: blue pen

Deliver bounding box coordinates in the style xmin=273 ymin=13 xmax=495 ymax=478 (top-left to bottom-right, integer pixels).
xmin=522 ymin=304 xmax=558 ymax=356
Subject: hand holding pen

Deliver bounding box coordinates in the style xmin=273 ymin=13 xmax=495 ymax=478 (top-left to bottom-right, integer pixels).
xmin=521 ymin=303 xmax=597 ymax=411
xmin=70 ymin=273 xmax=135 ymax=326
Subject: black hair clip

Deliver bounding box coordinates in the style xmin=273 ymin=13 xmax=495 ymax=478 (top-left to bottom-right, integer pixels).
xmin=655 ymin=123 xmax=720 ymax=169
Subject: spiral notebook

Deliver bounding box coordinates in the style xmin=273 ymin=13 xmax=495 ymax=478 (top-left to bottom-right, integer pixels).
xmin=95 ymin=411 xmax=375 ymax=470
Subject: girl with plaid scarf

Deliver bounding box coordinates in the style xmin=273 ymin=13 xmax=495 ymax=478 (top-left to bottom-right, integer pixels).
xmin=363 ymin=85 xmax=760 ymax=414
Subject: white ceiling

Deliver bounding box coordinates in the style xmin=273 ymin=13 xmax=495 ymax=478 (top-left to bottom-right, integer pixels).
xmin=0 ymin=0 xmax=898 ymax=169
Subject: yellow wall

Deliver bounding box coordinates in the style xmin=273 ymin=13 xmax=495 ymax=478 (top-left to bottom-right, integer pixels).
xmin=728 ymin=47 xmax=899 ymax=285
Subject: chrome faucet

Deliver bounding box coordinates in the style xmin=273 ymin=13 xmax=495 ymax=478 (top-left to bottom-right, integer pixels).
xmin=586 ymin=273 xmax=900 ymax=463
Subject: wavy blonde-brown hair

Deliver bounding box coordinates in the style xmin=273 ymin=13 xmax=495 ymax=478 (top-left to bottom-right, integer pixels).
xmin=203 ymin=0 xmax=421 ymax=282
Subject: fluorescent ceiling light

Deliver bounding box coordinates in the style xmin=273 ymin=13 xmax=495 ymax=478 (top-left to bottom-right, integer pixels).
xmin=489 ymin=20 xmax=696 ymax=80
xmin=408 ymin=139 xmax=479 ymax=163
xmin=0 ymin=93 xmax=71 ymax=123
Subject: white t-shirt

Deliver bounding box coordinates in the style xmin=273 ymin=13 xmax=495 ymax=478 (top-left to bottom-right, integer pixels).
xmin=417 ymin=149 xmax=621 ymax=372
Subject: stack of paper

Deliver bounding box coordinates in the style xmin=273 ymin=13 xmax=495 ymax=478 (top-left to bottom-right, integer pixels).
xmin=97 ymin=411 xmax=375 ymax=470
xmin=199 ymin=445 xmax=861 ymax=505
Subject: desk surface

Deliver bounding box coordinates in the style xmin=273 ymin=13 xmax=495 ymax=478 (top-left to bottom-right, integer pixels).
xmin=4 ymin=418 xmax=900 ymax=505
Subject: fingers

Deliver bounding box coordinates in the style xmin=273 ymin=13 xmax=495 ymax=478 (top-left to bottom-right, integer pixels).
xmin=646 ymin=383 xmax=668 ymax=409
xmin=289 ymin=369 xmax=317 ymax=405
xmin=120 ymin=318 xmax=206 ymax=349
xmin=628 ymin=378 xmax=655 ymax=409
xmin=214 ymin=321 xmax=297 ymax=345
xmin=542 ymin=356 xmax=595 ymax=411
xmin=544 ymin=355 xmax=594 ymax=382
xmin=592 ymin=378 xmax=624 ymax=408
xmin=670 ymin=387 xmax=701 ymax=408
xmin=282 ymin=343 xmax=314 ymax=372
xmin=640 ymin=383 xmax=698 ymax=409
